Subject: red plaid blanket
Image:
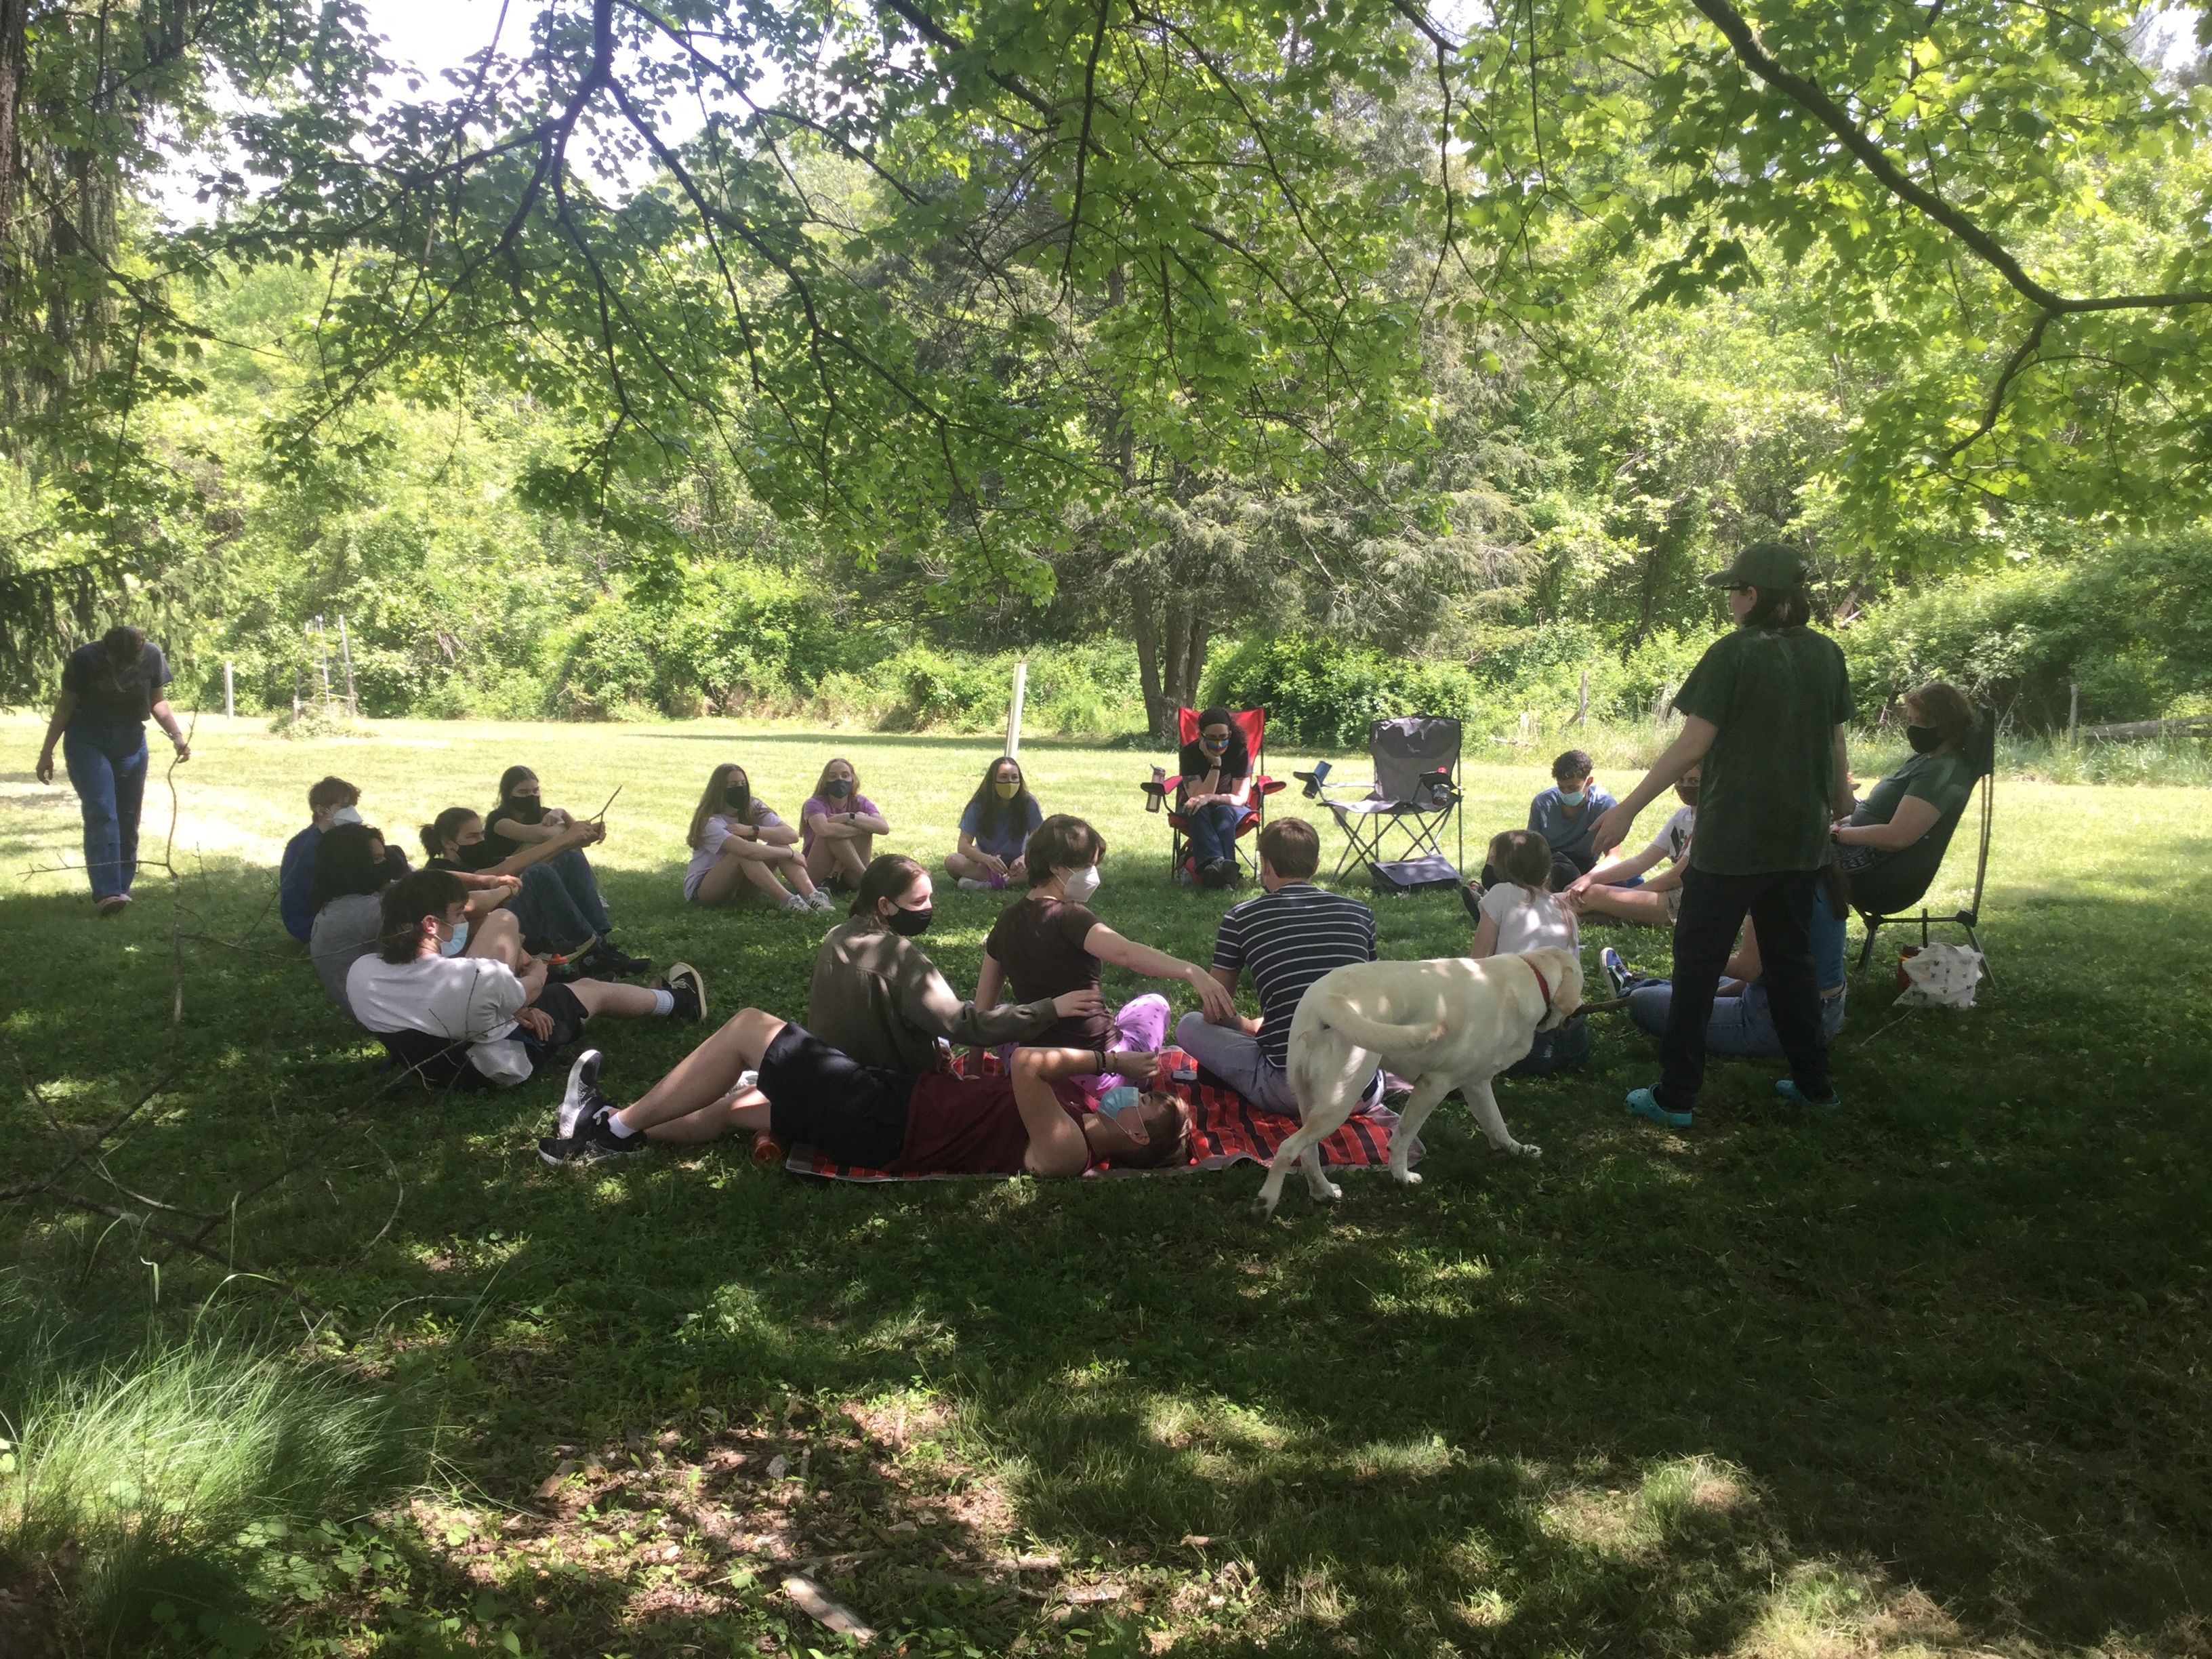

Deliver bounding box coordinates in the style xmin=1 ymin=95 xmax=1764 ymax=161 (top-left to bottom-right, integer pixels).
xmin=780 ymin=1048 xmax=1419 ymax=1182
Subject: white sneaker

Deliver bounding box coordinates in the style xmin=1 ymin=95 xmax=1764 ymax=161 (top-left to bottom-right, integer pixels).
xmin=957 ymin=877 xmax=993 ymax=893
xmin=779 ymin=893 xmax=811 ymax=914
xmin=806 ymin=888 xmax=838 ymax=912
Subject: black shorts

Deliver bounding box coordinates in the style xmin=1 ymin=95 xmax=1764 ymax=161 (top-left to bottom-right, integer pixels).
xmin=759 ymin=1021 xmax=915 ymax=1168
xmin=378 ymin=981 xmax=590 ymax=1092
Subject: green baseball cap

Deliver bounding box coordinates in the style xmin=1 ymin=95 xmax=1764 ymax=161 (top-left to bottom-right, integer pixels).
xmin=1704 ymin=540 xmax=1808 ymax=590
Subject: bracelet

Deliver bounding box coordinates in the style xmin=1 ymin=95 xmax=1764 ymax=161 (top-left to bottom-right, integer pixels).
xmin=1093 ymin=1049 xmax=1107 ymax=1075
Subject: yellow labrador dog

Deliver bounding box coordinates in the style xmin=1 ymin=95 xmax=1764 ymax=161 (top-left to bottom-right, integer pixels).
xmin=1254 ymin=947 xmax=1583 ymax=1218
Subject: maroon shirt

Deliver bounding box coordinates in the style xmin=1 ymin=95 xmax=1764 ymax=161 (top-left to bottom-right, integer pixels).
xmin=985 ymin=897 xmax=1107 ymax=1047
xmin=890 ymin=1074 xmax=1090 ymax=1175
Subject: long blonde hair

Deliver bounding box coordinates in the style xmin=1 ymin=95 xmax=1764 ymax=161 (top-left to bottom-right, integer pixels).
xmin=688 ymin=762 xmax=758 ymax=849
xmin=812 ymin=756 xmax=861 ymax=801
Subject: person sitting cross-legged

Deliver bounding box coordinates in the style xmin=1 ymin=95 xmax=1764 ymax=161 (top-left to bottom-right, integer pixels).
xmin=1173 ymin=817 xmax=1380 ymax=1117
xmin=1558 ymin=766 xmax=1699 ymax=928
xmin=538 ymin=1011 xmax=1194 ymax=1175
xmin=348 ymin=869 xmax=703 ymax=1090
xmin=801 ymin=756 xmax=890 ymax=894
xmin=948 ymin=754 xmax=1043 ymax=892
xmin=281 ymin=776 xmax=371 ymax=942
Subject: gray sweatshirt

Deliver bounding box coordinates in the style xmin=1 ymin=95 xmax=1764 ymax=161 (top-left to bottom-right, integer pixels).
xmin=805 ymin=917 xmax=1058 ymax=1073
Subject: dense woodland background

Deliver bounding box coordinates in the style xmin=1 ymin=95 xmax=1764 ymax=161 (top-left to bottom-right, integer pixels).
xmin=1 ymin=0 xmax=2210 ymax=743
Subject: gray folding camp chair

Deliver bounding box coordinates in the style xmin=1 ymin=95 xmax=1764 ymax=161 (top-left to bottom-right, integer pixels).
xmin=1851 ymin=705 xmax=1997 ymax=983
xmin=1297 ymin=714 xmax=1465 ymax=890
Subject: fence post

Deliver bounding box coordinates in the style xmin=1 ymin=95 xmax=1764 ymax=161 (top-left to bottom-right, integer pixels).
xmin=338 ymin=614 xmax=359 ymax=718
xmin=1576 ymin=669 xmax=1589 ymax=727
xmin=1005 ymin=659 xmax=1028 ymax=758
xmin=2067 ymin=681 xmax=2079 ymax=747
xmin=223 ymin=660 xmax=234 ymax=719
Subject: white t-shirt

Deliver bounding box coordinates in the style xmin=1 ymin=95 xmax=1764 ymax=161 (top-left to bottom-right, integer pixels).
xmin=346 ymin=952 xmax=531 ymax=1081
xmin=1478 ymin=882 xmax=1580 ymax=958
xmin=683 ymin=806 xmax=786 ymax=899
xmin=1644 ymin=804 xmax=1696 ymax=866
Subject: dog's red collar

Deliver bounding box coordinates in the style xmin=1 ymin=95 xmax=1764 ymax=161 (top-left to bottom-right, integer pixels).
xmin=1525 ymin=958 xmax=1553 ymax=1015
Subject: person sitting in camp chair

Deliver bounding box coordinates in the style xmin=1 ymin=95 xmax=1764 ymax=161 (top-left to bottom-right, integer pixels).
xmin=1178 ymin=705 xmax=1256 ymax=888
xmin=1831 ymin=682 xmax=1978 ymax=890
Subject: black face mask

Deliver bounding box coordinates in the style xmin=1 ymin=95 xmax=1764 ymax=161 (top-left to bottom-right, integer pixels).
xmin=455 ymin=840 xmax=501 ymax=872
xmin=884 ymin=904 xmax=933 ymax=937
xmin=1675 ymin=781 xmax=1700 ymax=805
xmin=1906 ymin=724 xmax=1943 ymax=755
xmin=723 ymin=784 xmax=751 ymax=815
xmin=504 ymin=796 xmax=546 ymax=824
xmin=823 ymin=778 xmax=853 ymax=800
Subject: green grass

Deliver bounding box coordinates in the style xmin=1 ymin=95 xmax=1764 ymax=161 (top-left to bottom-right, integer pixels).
xmin=3 ymin=712 xmax=2209 ymax=1658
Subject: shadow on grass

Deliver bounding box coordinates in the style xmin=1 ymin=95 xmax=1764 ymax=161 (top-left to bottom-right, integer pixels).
xmin=3 ymin=844 xmax=2210 ymax=1655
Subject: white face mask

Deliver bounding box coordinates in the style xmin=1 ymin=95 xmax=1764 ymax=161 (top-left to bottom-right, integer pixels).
xmin=330 ymin=805 xmax=363 ymax=827
xmin=1060 ymin=864 xmax=1101 ymax=905
xmin=438 ymin=919 xmax=470 ymax=958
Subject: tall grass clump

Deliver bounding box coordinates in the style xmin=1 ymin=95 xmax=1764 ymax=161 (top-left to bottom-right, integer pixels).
xmin=0 ymin=1296 xmax=410 ymax=1650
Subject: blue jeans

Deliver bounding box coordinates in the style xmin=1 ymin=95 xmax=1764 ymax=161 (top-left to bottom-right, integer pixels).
xmin=1627 ymin=978 xmax=1847 ymax=1055
xmin=63 ymin=720 xmax=148 ymax=901
xmin=506 ymin=848 xmax=612 ymax=949
xmin=1504 ymin=1012 xmax=1591 ymax=1078
xmin=1185 ymin=801 xmax=1245 ymax=866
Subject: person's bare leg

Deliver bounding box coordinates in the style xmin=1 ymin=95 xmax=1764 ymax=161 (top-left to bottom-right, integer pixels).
xmin=644 ymin=1085 xmax=771 ymax=1145
xmin=696 ymin=846 xmax=772 ymax=905
xmin=805 ymin=836 xmax=840 ymax=886
xmin=1572 ymin=886 xmax=1674 ymax=926
xmin=777 ymin=848 xmax=821 ymax=899
xmin=464 ymin=908 xmax=529 ymax=970
xmin=946 ymin=849 xmax=987 ymax=880
xmin=832 ymin=836 xmax=869 ymax=886
xmin=566 ymin=979 xmax=661 ymax=1019
xmin=612 ymin=1008 xmax=785 ymax=1134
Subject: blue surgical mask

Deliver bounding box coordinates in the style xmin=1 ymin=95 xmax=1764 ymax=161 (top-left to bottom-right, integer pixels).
xmin=439 ymin=920 xmax=470 ymax=957
xmin=1558 ymin=788 xmax=1586 ymax=807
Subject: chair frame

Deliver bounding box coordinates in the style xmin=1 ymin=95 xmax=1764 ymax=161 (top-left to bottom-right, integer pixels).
xmin=1141 ymin=707 xmax=1286 ymax=880
xmin=1309 ymin=714 xmax=1466 ymax=884
xmin=1853 ymin=731 xmax=1996 ymax=985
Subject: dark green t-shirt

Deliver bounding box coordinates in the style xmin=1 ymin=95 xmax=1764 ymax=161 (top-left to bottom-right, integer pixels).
xmin=1672 ymin=626 xmax=1853 ymax=876
xmin=1851 ymin=751 xmax=1972 ymax=835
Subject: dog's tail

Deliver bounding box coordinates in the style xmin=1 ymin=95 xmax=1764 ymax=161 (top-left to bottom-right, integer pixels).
xmin=1307 ymin=986 xmax=1446 ymax=1054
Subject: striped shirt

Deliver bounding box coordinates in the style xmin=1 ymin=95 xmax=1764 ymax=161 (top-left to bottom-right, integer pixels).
xmin=1211 ymin=883 xmax=1378 ymax=1069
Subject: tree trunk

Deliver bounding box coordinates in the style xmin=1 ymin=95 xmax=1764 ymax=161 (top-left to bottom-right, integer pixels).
xmin=0 ymin=0 xmax=26 ymax=238
xmin=1181 ymin=613 xmax=1210 ymax=714
xmin=1132 ymin=594 xmax=1168 ymax=739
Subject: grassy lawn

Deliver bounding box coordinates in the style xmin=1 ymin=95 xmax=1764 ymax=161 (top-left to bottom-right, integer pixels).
xmin=3 ymin=712 xmax=2209 ymax=1658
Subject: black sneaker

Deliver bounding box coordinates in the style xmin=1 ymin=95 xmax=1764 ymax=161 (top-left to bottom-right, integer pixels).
xmin=1459 ymin=880 xmax=1484 ymax=924
xmin=538 ymin=1109 xmax=649 ymax=1165
xmin=556 ymin=1049 xmax=609 ymax=1140
xmin=659 ymin=962 xmax=708 ymax=1023
xmin=583 ymin=941 xmax=653 ymax=979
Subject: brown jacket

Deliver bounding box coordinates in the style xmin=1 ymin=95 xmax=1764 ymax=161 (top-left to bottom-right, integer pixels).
xmin=806 ymin=917 xmax=1058 ymax=1074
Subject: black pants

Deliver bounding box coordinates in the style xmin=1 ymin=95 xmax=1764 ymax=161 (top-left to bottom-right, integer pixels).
xmin=1658 ymin=864 xmax=1831 ymax=1111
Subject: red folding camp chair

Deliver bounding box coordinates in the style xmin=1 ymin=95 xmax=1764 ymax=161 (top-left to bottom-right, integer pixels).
xmin=1139 ymin=707 xmax=1286 ymax=884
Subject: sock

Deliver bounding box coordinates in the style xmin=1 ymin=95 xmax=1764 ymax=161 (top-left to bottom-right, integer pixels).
xmin=650 ymin=989 xmax=676 ymax=1016
xmin=607 ymin=1111 xmax=640 ymax=1139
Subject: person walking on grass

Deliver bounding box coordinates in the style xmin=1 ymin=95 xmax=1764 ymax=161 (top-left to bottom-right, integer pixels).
xmin=33 ymin=625 xmax=190 ymax=916
xmin=1586 ymin=541 xmax=1853 ymax=1127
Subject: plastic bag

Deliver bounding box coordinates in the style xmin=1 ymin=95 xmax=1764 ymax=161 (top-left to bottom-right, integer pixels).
xmin=1895 ymin=943 xmax=1984 ymax=1008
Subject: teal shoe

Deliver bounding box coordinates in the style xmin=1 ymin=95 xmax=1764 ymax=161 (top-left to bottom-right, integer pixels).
xmin=1775 ymin=1078 xmax=1842 ymax=1111
xmin=1625 ymin=1086 xmax=1692 ymax=1129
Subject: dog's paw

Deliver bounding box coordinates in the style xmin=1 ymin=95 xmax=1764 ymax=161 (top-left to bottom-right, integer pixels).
xmin=1251 ymin=1194 xmax=1281 ymax=1222
xmin=1317 ymin=1180 xmax=1343 ymax=1203
xmin=1390 ymin=1167 xmax=1422 ymax=1187
xmin=1512 ymin=1141 xmax=1542 ymax=1160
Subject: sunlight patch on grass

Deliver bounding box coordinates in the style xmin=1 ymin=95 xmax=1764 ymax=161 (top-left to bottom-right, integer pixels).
xmin=1738 ymin=1561 xmax=1969 ymax=1658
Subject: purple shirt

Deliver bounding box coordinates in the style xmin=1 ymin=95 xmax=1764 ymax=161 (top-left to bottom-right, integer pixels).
xmin=800 ymin=793 xmax=881 ymax=853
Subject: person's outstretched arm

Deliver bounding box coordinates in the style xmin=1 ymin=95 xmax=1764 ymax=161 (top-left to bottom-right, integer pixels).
xmin=486 ymin=819 xmax=604 ymax=878
xmin=1084 ymin=924 xmax=1238 ymax=1023
xmin=1587 ymin=716 xmax=1717 ymax=859
xmin=148 ymin=697 xmax=190 ymax=762
xmin=897 ymin=947 xmax=1076 ymax=1047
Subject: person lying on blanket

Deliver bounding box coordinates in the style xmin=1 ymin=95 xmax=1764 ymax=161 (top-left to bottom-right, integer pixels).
xmin=536 ymin=1009 xmax=1193 ymax=1175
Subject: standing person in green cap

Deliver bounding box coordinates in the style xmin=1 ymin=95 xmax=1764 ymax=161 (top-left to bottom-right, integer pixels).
xmin=1586 ymin=542 xmax=1853 ymax=1125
